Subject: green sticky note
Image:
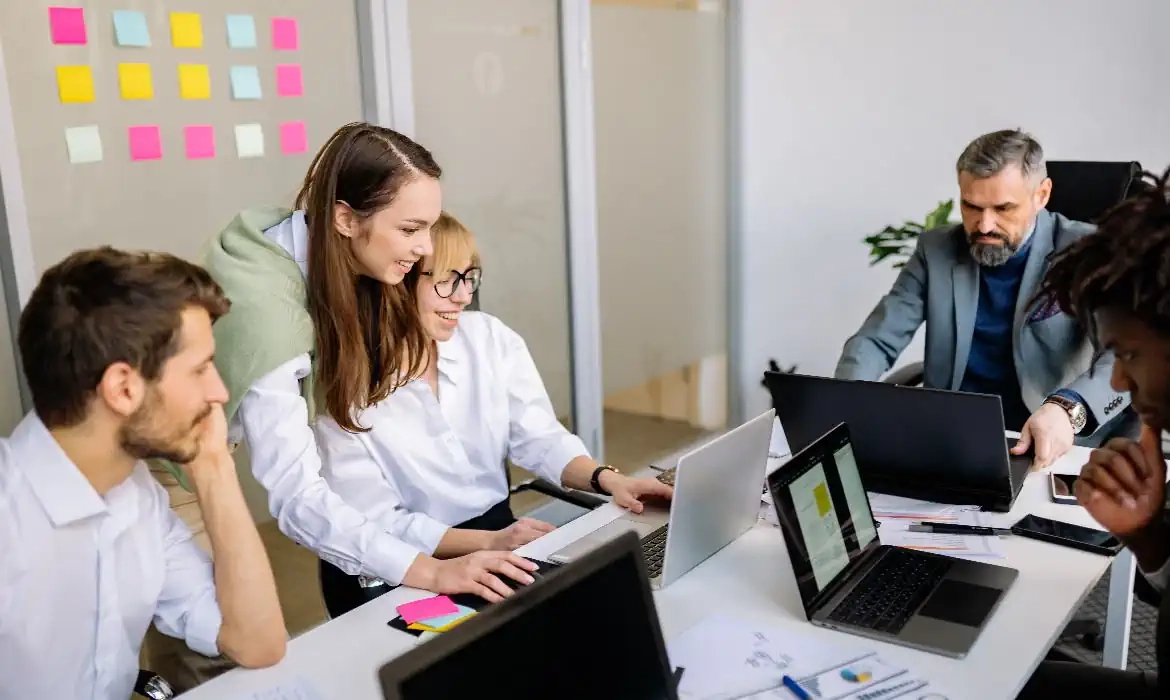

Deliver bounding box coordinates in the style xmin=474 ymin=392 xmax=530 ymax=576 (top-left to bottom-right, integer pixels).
xmin=229 ymin=65 xmax=261 ymax=100
xmin=225 ymin=14 xmax=256 ymax=49
xmin=112 ymin=10 xmax=150 ymax=47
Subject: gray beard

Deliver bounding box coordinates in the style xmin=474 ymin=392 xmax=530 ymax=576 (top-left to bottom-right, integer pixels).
xmin=969 ymin=240 xmax=1019 ymax=267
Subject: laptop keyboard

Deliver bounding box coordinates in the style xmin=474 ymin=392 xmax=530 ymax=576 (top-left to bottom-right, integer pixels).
xmin=641 ymin=524 xmax=669 ymax=578
xmin=827 ymin=548 xmax=952 ymax=635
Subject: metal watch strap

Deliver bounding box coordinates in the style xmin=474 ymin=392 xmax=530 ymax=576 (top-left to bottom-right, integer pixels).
xmin=591 ymin=465 xmax=617 ymax=495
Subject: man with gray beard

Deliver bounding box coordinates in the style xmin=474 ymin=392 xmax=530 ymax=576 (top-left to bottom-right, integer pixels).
xmin=836 ymin=130 xmax=1129 ymax=467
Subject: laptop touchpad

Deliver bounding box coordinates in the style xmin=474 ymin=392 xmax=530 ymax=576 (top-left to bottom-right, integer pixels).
xmin=917 ymin=579 xmax=1001 ymax=628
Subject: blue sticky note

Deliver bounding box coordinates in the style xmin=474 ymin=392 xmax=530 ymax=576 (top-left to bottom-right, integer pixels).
xmin=229 ymin=65 xmax=262 ymax=100
xmin=417 ymin=605 xmax=475 ymax=629
xmin=112 ymin=10 xmax=150 ymax=47
xmin=225 ymin=14 xmax=256 ymax=49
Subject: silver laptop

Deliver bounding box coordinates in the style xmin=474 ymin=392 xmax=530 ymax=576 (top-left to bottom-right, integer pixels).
xmin=549 ymin=410 xmax=774 ymax=590
xmin=768 ymin=422 xmax=1017 ymax=658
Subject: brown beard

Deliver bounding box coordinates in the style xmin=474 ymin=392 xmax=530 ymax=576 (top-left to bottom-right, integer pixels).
xmin=119 ymin=391 xmax=211 ymax=464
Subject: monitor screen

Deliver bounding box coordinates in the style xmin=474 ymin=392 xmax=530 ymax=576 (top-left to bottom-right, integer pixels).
xmin=382 ymin=535 xmax=675 ymax=700
xmin=767 ymin=424 xmax=879 ymax=611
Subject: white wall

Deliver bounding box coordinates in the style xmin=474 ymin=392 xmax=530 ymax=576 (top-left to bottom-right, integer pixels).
xmin=736 ymin=0 xmax=1170 ymax=418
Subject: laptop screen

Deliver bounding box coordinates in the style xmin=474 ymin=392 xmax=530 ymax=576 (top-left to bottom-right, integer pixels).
xmin=767 ymin=423 xmax=879 ymax=612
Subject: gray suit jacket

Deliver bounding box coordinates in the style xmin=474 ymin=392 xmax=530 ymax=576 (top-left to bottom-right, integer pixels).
xmin=835 ymin=209 xmax=1129 ymax=435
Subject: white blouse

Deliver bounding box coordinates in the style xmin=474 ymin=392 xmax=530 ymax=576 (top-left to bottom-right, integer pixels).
xmin=315 ymin=311 xmax=590 ymax=555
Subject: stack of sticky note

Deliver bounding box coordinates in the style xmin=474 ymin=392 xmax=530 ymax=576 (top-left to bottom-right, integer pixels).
xmin=396 ymin=595 xmax=476 ymax=635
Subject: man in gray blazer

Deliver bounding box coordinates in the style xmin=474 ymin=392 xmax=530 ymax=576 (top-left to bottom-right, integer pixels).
xmin=836 ymin=130 xmax=1129 ymax=467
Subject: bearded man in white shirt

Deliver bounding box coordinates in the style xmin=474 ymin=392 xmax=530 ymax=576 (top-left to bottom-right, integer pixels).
xmin=0 ymin=247 xmax=287 ymax=700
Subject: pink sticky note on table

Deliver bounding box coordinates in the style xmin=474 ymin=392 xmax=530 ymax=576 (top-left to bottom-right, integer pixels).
xmin=49 ymin=6 xmax=87 ymax=45
xmin=397 ymin=596 xmax=459 ymax=625
xmin=276 ymin=65 xmax=303 ymax=97
xmin=184 ymin=125 xmax=215 ymax=160
xmin=128 ymin=125 xmax=162 ymax=161
xmin=279 ymin=121 xmax=307 ymax=154
xmin=272 ymin=17 xmax=298 ymax=50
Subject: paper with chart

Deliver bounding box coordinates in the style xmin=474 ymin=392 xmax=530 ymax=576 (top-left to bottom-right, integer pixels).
xmin=668 ymin=614 xmax=947 ymax=700
xmin=792 ymin=464 xmax=850 ymax=588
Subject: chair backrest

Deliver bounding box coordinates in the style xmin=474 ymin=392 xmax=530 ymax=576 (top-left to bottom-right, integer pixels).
xmin=1045 ymin=160 xmax=1143 ymax=224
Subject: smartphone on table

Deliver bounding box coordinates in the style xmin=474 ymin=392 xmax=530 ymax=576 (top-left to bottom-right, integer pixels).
xmin=1010 ymin=514 xmax=1123 ymax=555
xmin=1049 ymin=473 xmax=1080 ymax=505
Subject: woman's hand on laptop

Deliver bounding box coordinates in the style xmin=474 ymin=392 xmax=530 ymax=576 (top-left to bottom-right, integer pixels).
xmin=418 ymin=551 xmax=539 ymax=603
xmin=600 ymin=471 xmax=674 ymax=514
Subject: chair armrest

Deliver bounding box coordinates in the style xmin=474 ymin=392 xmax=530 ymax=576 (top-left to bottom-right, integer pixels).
xmin=135 ymin=670 xmax=174 ymax=699
xmin=883 ymin=363 xmax=925 ymax=386
xmin=510 ymin=477 xmax=606 ymax=511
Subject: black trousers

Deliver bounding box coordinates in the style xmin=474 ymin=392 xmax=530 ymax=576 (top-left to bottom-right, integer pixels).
xmin=1016 ymin=660 xmax=1159 ymax=699
xmin=319 ymin=499 xmax=517 ymax=619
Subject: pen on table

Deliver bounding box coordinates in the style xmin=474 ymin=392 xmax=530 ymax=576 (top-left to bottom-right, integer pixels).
xmin=908 ymin=522 xmax=1012 ymax=536
xmin=781 ymin=675 xmax=811 ymax=700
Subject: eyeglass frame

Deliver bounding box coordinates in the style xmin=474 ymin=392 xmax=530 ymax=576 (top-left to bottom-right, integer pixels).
xmin=420 ymin=266 xmax=483 ymax=299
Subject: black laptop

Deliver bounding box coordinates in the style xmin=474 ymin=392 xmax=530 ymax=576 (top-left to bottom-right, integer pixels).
xmin=765 ymin=372 xmax=1033 ymax=511
xmin=768 ymin=422 xmax=1018 ymax=658
xmin=379 ymin=531 xmax=679 ymax=700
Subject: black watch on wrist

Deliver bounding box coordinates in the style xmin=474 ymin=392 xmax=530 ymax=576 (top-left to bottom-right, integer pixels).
xmin=591 ymin=465 xmax=618 ymax=495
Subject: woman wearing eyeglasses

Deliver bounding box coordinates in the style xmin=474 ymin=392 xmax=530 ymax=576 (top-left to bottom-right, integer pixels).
xmin=314 ymin=212 xmax=674 ymax=616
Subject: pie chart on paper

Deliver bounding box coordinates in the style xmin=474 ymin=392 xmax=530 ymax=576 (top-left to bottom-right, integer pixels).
xmin=840 ymin=667 xmax=873 ymax=683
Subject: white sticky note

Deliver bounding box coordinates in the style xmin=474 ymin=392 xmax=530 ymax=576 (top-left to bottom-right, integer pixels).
xmin=234 ymin=123 xmax=264 ymax=158
xmin=64 ymin=125 xmax=102 ymax=164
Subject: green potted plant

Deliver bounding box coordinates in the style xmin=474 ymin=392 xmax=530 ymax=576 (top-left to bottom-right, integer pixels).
xmin=864 ymin=200 xmax=955 ymax=268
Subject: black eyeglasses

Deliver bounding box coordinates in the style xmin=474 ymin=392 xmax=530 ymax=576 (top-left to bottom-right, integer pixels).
xmin=421 ymin=267 xmax=482 ymax=299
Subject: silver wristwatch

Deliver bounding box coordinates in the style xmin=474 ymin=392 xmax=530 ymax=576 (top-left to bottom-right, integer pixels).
xmin=1044 ymin=395 xmax=1088 ymax=434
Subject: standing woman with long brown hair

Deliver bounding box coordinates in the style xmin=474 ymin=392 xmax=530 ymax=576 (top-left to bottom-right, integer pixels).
xmin=199 ymin=123 xmax=537 ymax=618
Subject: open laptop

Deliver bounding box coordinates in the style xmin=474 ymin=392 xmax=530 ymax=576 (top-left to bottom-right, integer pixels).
xmin=380 ymin=531 xmax=678 ymax=700
xmin=768 ymin=422 xmax=1017 ymax=658
xmin=765 ymin=372 xmax=1033 ymax=511
xmin=548 ymin=410 xmax=774 ymax=589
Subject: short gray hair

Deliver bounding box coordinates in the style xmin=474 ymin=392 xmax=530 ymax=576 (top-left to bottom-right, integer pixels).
xmin=956 ymin=129 xmax=1047 ymax=183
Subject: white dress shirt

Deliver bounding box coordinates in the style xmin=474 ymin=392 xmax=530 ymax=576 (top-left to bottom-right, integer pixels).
xmin=224 ymin=211 xmax=422 ymax=585
xmin=315 ymin=311 xmax=590 ymax=554
xmin=0 ymin=413 xmax=222 ymax=700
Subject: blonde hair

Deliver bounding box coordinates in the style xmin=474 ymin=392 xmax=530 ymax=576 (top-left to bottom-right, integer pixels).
xmin=427 ymin=211 xmax=481 ymax=279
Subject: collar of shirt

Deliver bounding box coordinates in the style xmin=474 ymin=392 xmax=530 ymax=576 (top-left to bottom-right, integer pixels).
xmin=264 ymin=210 xmax=309 ymax=278
xmin=11 ymin=413 xmax=108 ymax=527
xmin=436 ymin=329 xmax=469 ymax=388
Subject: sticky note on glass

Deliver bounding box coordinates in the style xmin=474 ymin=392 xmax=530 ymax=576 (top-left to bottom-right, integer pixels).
xmin=118 ymin=63 xmax=153 ymax=100
xmin=234 ymin=123 xmax=264 ymax=158
xmin=128 ymin=125 xmax=162 ymax=161
xmin=275 ymin=65 xmax=302 ymax=97
xmin=813 ymin=482 xmax=831 ymax=517
xmin=184 ymin=125 xmax=215 ymax=160
xmin=396 ymin=596 xmax=458 ymax=625
xmin=279 ymin=122 xmax=307 ymax=155
xmin=112 ymin=10 xmax=150 ymax=47
xmin=49 ymin=6 xmax=87 ymax=45
xmin=225 ymin=14 xmax=256 ymax=48
xmin=56 ymin=65 xmax=94 ymax=103
xmin=271 ymin=17 xmax=298 ymax=50
xmin=178 ymin=64 xmax=210 ymax=99
xmin=170 ymin=12 xmax=202 ymax=48
xmin=64 ymin=125 xmax=102 ymax=164
xmin=229 ymin=65 xmax=262 ymax=100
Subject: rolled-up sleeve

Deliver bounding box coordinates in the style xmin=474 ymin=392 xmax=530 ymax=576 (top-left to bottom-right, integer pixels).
xmin=152 ymin=487 xmax=222 ymax=656
xmin=236 ymin=354 xmax=423 ymax=585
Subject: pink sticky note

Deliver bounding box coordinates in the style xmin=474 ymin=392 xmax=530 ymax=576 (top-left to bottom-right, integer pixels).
xmin=184 ymin=125 xmax=215 ymax=160
xmin=276 ymin=65 xmax=303 ymax=97
xmin=128 ymin=125 xmax=162 ymax=161
xmin=397 ymin=596 xmax=459 ymax=625
xmin=49 ymin=6 xmax=87 ymax=45
xmin=271 ymin=17 xmax=298 ymax=50
xmin=279 ymin=121 xmax=307 ymax=154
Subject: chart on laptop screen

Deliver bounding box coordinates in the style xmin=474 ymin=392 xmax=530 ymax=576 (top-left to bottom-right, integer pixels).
xmin=792 ymin=462 xmax=850 ymax=588
xmin=835 ymin=444 xmax=878 ymax=549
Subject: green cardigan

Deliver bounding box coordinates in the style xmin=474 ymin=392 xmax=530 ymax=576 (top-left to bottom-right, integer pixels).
xmin=163 ymin=206 xmax=316 ymax=488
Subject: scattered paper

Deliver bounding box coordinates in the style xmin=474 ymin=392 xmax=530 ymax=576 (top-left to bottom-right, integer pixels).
xmin=230 ymin=65 xmax=262 ymax=100
xmin=241 ymin=676 xmax=324 ymax=700
xmin=279 ymin=121 xmax=308 ymax=155
xmin=49 ymin=6 xmax=87 ymax=45
xmin=118 ymin=63 xmax=153 ymax=100
xmin=56 ymin=65 xmax=95 ymax=104
xmin=234 ymin=123 xmax=264 ymax=158
xmin=226 ymin=14 xmax=257 ymax=49
xmin=276 ymin=64 xmax=303 ymax=97
xmin=397 ymin=595 xmax=458 ymax=624
xmin=272 ymin=17 xmax=299 ymax=50
xmin=112 ymin=10 xmax=150 ymax=47
xmin=64 ymin=125 xmax=102 ymax=164
xmin=170 ymin=12 xmax=203 ymax=48
xmin=878 ymin=518 xmax=1003 ymax=558
xmin=128 ymin=125 xmax=162 ymax=161
xmin=178 ymin=64 xmax=211 ymax=100
xmin=184 ymin=125 xmax=215 ymax=160
xmin=867 ymin=493 xmax=967 ymax=520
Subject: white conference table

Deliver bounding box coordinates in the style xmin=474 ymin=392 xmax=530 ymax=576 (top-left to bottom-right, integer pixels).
xmin=183 ymin=445 xmax=1138 ymax=700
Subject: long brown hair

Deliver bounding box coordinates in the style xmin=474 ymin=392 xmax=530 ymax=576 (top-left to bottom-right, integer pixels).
xmin=298 ymin=122 xmax=440 ymax=432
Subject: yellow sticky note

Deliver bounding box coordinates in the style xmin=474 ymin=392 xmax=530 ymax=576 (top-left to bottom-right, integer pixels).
xmin=57 ymin=65 xmax=95 ymax=104
xmin=118 ymin=63 xmax=153 ymax=100
xmin=170 ymin=12 xmax=203 ymax=48
xmin=178 ymin=64 xmax=210 ymax=99
xmin=813 ymin=482 xmax=831 ymax=517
